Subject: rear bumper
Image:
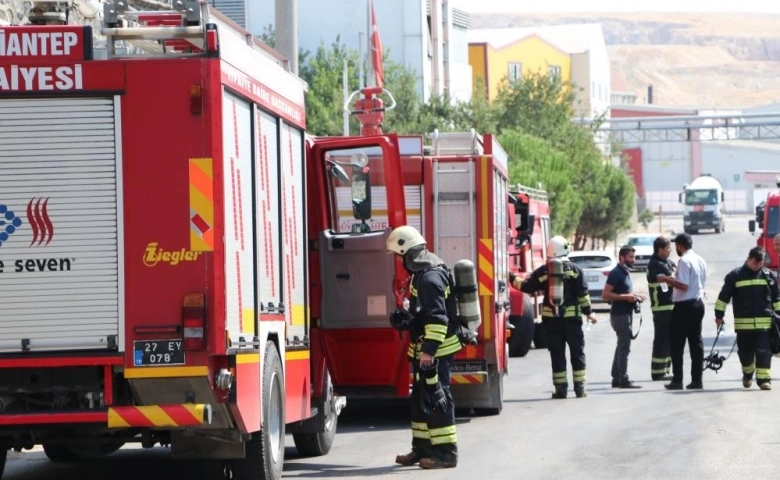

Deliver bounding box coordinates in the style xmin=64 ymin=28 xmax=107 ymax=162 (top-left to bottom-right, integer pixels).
xmin=0 ymin=404 xmax=212 ymax=429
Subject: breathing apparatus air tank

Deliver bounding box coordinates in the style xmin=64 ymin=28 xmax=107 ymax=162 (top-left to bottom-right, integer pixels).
xmin=453 ymin=259 xmax=482 ymax=333
xmin=547 ymin=257 xmax=565 ymax=317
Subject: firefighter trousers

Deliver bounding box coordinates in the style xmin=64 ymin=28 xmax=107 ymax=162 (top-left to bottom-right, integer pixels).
xmin=651 ymin=311 xmax=673 ymax=379
xmin=544 ymin=316 xmax=586 ymax=388
xmin=409 ymin=355 xmax=457 ymax=462
xmin=736 ymin=330 xmax=772 ymax=385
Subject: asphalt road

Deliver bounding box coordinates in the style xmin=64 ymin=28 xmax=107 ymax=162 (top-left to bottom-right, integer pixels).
xmin=5 ymin=214 xmax=777 ymax=480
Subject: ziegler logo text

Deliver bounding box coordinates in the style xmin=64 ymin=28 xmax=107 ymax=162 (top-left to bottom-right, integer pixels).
xmin=143 ymin=242 xmax=202 ymax=267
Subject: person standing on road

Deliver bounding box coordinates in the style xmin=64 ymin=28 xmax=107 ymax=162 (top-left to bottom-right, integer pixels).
xmin=646 ymin=236 xmax=676 ymax=381
xmin=386 ymin=226 xmax=460 ymax=470
xmin=714 ymin=246 xmax=780 ymax=390
xmin=657 ymin=233 xmax=708 ymax=390
xmin=511 ymin=236 xmax=598 ymax=399
xmin=602 ymin=245 xmax=645 ymax=389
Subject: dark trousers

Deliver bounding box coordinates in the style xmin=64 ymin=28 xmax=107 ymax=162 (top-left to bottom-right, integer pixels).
xmin=651 ymin=311 xmax=673 ymax=378
xmin=410 ymin=355 xmax=457 ymax=462
xmin=544 ymin=316 xmax=586 ymax=388
xmin=671 ymin=299 xmax=705 ymax=384
xmin=610 ymin=314 xmax=633 ymax=383
xmin=736 ymin=330 xmax=772 ymax=385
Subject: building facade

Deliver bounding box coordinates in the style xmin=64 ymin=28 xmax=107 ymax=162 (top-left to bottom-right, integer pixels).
xmin=245 ymin=0 xmax=473 ymax=103
xmin=467 ymin=24 xmax=611 ymax=121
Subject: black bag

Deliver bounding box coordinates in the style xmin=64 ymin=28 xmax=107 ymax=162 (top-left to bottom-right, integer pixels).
xmin=770 ymin=313 xmax=780 ymax=356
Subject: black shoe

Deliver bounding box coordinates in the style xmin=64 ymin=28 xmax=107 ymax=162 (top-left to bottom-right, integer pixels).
xmin=574 ymin=383 xmax=587 ymax=398
xmin=686 ymin=382 xmax=703 ymax=390
xmin=619 ymin=381 xmax=642 ymax=389
xmin=742 ymin=375 xmax=753 ymax=389
xmin=664 ymin=382 xmax=683 ymax=390
xmin=611 ymin=379 xmax=619 ymax=388
xmin=652 ymin=374 xmax=672 ymax=381
xmin=551 ymin=386 xmax=568 ymax=399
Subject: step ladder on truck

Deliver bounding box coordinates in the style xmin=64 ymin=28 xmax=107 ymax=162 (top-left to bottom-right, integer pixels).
xmin=0 ymin=2 xmax=413 ymax=479
xmin=308 ymin=87 xmax=509 ymax=415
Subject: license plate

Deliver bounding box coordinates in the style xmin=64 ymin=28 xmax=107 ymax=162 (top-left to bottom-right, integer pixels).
xmin=451 ymin=360 xmax=487 ymax=374
xmin=586 ymin=275 xmax=598 ymax=283
xmin=133 ymin=340 xmax=185 ymax=366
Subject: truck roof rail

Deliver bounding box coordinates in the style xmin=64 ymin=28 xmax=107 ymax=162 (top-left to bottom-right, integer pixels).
xmin=427 ymin=129 xmax=484 ymax=156
xmin=511 ymin=184 xmax=548 ymax=201
xmin=100 ymin=0 xmax=288 ymax=65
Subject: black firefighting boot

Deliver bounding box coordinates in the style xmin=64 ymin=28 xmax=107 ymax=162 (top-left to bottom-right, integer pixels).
xmin=574 ymin=382 xmax=587 ymax=398
xmin=551 ymin=384 xmax=568 ymax=399
xmin=395 ymin=451 xmax=422 ymax=466
xmin=742 ymin=374 xmax=753 ymax=389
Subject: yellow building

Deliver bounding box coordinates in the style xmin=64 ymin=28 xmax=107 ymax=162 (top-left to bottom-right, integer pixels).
xmin=468 ymin=25 xmax=612 ymax=123
xmin=469 ymin=33 xmax=572 ymax=101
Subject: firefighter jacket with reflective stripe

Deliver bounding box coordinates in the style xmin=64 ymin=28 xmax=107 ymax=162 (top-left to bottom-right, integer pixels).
xmin=646 ymin=254 xmax=676 ymax=312
xmin=714 ymin=264 xmax=780 ymax=331
xmin=408 ymin=266 xmax=463 ymax=359
xmin=517 ymin=260 xmax=592 ymax=318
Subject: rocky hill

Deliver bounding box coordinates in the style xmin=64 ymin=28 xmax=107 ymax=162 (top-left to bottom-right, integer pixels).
xmin=470 ymin=12 xmax=780 ymax=109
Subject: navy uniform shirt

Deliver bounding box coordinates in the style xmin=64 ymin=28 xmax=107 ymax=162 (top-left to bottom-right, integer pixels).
xmin=606 ymin=264 xmax=633 ymax=316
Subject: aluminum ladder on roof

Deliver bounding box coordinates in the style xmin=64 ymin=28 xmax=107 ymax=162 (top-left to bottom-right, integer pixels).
xmin=429 ymin=130 xmax=484 ymax=267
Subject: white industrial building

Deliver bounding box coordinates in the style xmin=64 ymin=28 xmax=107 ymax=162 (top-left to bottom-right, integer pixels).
xmin=245 ymin=0 xmax=473 ymax=103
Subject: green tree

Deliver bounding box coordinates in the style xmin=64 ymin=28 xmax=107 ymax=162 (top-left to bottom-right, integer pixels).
xmin=500 ymin=131 xmax=583 ymax=237
xmin=493 ymin=71 xmax=576 ymax=138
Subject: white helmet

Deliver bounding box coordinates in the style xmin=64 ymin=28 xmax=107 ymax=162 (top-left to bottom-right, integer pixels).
xmin=547 ymin=235 xmax=570 ymax=258
xmin=386 ymin=226 xmax=426 ymax=255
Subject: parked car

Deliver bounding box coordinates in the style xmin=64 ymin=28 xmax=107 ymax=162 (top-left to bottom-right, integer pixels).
xmin=624 ymin=233 xmax=657 ymax=271
xmin=568 ymin=250 xmax=618 ymax=306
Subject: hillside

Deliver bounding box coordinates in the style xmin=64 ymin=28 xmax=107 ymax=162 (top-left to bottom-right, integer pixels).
xmin=470 ymin=12 xmax=780 ymax=109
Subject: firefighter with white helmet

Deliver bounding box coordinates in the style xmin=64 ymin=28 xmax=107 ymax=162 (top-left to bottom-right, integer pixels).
xmin=509 ymin=235 xmax=598 ymax=398
xmin=386 ymin=225 xmax=460 ymax=470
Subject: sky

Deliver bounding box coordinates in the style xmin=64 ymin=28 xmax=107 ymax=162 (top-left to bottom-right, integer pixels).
xmin=448 ymin=0 xmax=780 ymax=14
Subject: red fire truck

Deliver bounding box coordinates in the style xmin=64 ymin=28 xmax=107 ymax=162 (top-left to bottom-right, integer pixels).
xmin=749 ymin=177 xmax=780 ymax=269
xmin=308 ymin=89 xmax=509 ymax=415
xmin=0 ymin=3 xmax=412 ymax=479
xmin=507 ymin=185 xmax=551 ymax=357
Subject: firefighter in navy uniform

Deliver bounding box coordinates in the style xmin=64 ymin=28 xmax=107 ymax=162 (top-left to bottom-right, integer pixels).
xmin=509 ymin=236 xmax=597 ymax=399
xmin=386 ymin=226 xmax=461 ymax=470
xmin=714 ymin=246 xmax=780 ymax=390
xmin=646 ymin=236 xmax=676 ymax=380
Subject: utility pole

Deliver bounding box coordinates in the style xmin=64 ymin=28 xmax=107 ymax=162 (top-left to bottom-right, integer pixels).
xmin=275 ymin=0 xmax=298 ymax=74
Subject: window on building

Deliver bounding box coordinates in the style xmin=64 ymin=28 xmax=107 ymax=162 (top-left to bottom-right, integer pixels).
xmin=548 ymin=65 xmax=561 ymax=81
xmin=508 ymin=62 xmax=522 ymax=83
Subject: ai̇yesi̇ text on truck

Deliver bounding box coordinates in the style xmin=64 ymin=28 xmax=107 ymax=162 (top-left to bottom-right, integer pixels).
xmin=679 ymin=174 xmax=725 ymax=234
xmin=0 ymin=3 xmax=415 ymax=479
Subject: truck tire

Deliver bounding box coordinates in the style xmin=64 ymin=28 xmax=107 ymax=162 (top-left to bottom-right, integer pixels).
xmin=292 ymin=369 xmax=337 ymax=457
xmin=533 ymin=321 xmax=548 ymax=349
xmin=474 ymin=366 xmax=503 ymax=416
xmin=231 ymin=342 xmax=285 ymax=480
xmin=43 ymin=444 xmax=81 ymax=463
xmin=508 ymin=295 xmax=534 ymax=357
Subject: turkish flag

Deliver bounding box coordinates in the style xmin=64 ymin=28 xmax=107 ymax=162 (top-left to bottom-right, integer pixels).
xmin=371 ymin=0 xmax=384 ymax=88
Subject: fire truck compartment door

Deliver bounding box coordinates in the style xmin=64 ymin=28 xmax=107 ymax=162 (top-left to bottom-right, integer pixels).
xmin=319 ymin=229 xmax=394 ymax=329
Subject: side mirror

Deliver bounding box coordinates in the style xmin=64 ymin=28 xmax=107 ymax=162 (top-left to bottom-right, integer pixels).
xmin=749 ymin=220 xmax=756 ymax=233
xmin=351 ymin=166 xmax=372 ymax=221
xmin=678 ymin=192 xmax=684 ymax=204
xmin=721 ymin=192 xmax=725 ymax=202
xmin=526 ymin=214 xmax=536 ymax=236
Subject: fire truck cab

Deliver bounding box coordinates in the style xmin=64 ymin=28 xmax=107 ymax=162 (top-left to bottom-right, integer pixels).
xmin=309 ymin=90 xmax=509 ymax=414
xmin=507 ymin=185 xmax=551 ymax=357
xmin=749 ymin=177 xmax=780 ymax=269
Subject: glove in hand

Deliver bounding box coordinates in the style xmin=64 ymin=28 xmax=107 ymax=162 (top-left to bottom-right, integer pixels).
xmin=389 ymin=309 xmax=413 ymax=331
xmin=419 ymin=364 xmax=448 ymax=415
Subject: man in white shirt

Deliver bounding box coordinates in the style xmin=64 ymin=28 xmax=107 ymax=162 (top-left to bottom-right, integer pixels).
xmin=656 ymin=233 xmax=708 ymax=390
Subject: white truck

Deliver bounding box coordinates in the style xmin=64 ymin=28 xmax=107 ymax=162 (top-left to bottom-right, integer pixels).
xmin=679 ymin=174 xmax=725 ymax=234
